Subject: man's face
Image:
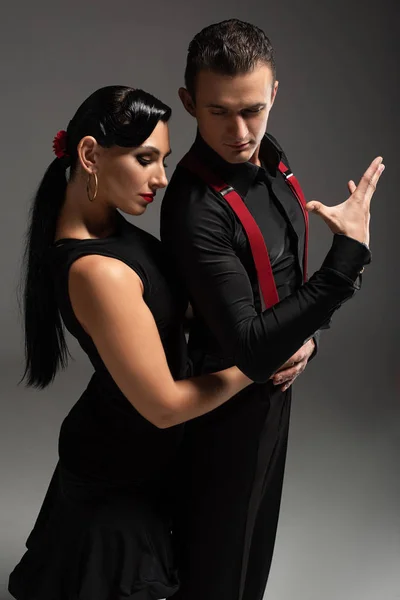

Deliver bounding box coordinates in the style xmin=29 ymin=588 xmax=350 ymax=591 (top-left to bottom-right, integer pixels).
xmin=184 ymin=63 xmax=278 ymax=164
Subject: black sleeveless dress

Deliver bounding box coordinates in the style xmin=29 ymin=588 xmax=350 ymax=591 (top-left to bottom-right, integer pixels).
xmin=8 ymin=213 xmax=189 ymax=600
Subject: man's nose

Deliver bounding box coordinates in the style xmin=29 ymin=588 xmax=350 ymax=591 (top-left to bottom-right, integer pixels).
xmin=227 ymin=116 xmax=248 ymax=141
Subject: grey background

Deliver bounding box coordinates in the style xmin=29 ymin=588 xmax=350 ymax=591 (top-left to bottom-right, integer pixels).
xmin=1 ymin=1 xmax=398 ymax=599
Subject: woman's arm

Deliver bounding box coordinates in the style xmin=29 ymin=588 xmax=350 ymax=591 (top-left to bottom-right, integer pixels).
xmin=69 ymin=254 xmax=252 ymax=429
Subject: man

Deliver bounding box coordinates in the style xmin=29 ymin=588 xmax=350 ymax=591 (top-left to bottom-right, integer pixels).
xmin=160 ymin=19 xmax=380 ymax=600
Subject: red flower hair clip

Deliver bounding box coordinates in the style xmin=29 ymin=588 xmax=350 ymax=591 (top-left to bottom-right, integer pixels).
xmin=52 ymin=130 xmax=68 ymax=159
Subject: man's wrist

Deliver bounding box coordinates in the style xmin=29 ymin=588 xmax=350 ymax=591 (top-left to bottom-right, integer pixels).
xmin=322 ymin=234 xmax=372 ymax=282
xmin=308 ymin=330 xmax=321 ymax=362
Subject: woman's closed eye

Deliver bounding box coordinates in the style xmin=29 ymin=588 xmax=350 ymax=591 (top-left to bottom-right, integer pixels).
xmin=137 ymin=155 xmax=152 ymax=166
xmin=137 ymin=156 xmax=168 ymax=168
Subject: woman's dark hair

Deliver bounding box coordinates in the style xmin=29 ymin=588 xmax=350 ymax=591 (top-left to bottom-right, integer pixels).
xmin=22 ymin=85 xmax=171 ymax=388
xmin=184 ymin=19 xmax=276 ymax=100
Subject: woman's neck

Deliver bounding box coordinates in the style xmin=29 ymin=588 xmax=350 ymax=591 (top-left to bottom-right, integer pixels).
xmin=55 ymin=175 xmax=118 ymax=241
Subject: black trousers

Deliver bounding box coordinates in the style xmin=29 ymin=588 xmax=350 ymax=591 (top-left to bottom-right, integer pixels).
xmin=171 ymin=382 xmax=291 ymax=600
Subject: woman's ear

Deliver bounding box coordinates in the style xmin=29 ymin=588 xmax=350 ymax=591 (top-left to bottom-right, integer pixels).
xmin=77 ymin=136 xmax=100 ymax=174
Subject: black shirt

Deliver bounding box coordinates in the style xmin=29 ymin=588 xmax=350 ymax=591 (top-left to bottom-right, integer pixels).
xmin=241 ymin=158 xmax=300 ymax=300
xmin=160 ymin=132 xmax=371 ymax=384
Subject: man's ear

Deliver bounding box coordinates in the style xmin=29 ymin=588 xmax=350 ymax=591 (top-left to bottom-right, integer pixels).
xmin=178 ymin=87 xmax=196 ymax=117
xmin=270 ymin=80 xmax=279 ymax=109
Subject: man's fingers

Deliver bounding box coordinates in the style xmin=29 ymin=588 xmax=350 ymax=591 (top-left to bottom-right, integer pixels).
xmin=275 ymin=342 xmax=312 ymax=374
xmin=362 ymin=161 xmax=385 ymax=203
xmin=281 ymin=379 xmax=294 ymax=392
xmin=281 ymin=374 xmax=300 ymax=391
xmin=272 ymin=362 xmax=305 ymax=385
xmin=347 ymin=180 xmax=357 ymax=194
xmin=271 ymin=341 xmax=314 ymax=381
xmin=306 ymin=200 xmax=335 ymax=219
xmin=275 ymin=354 xmax=302 ymax=372
xmin=305 ymin=200 xmax=324 ymax=214
xmin=354 ymin=156 xmax=385 ymax=201
xmin=306 ymin=200 xmax=338 ymax=229
xmin=275 ymin=359 xmax=296 ymax=373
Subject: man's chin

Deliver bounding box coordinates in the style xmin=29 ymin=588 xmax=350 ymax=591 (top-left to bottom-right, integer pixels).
xmin=223 ymin=149 xmax=254 ymax=164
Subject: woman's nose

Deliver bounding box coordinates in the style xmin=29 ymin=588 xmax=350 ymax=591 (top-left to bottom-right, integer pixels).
xmin=152 ymin=166 xmax=168 ymax=190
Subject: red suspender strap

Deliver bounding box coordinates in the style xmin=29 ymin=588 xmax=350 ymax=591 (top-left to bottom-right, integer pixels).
xmin=179 ymin=152 xmax=280 ymax=309
xmin=278 ymin=161 xmax=309 ymax=282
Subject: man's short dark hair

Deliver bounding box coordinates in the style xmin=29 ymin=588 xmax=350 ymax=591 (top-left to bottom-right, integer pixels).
xmin=184 ymin=19 xmax=276 ymax=100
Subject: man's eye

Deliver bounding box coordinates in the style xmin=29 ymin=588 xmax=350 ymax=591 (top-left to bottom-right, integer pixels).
xmin=137 ymin=156 xmax=152 ymax=166
xmin=210 ymin=111 xmax=225 ymax=116
xmin=244 ymin=107 xmax=263 ymax=114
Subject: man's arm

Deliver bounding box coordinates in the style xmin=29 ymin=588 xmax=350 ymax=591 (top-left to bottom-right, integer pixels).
xmin=161 ymin=180 xmax=370 ymax=384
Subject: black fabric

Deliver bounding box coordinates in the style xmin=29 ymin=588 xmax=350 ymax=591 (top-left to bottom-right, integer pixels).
xmin=9 ymin=464 xmax=180 ymax=600
xmin=238 ymin=158 xmax=301 ymax=299
xmin=168 ymin=383 xmax=291 ymax=600
xmin=161 ymin=132 xmax=371 ymax=383
xmin=160 ymin=132 xmax=371 ymax=600
xmin=8 ymin=213 xmax=189 ymax=600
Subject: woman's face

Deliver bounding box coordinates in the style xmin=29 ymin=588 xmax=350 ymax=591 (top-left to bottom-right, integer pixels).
xmin=93 ymin=120 xmax=171 ymax=216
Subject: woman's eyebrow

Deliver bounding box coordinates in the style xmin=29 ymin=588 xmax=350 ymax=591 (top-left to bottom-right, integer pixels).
xmin=138 ymin=145 xmax=172 ymax=157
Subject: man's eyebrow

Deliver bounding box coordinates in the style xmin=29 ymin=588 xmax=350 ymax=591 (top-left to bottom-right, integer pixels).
xmin=205 ymin=103 xmax=267 ymax=110
xmin=137 ymin=145 xmax=172 ymax=157
xmin=243 ymin=103 xmax=267 ymax=110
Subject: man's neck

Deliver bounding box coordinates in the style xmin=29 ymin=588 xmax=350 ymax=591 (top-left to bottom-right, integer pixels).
xmin=248 ymin=144 xmax=262 ymax=167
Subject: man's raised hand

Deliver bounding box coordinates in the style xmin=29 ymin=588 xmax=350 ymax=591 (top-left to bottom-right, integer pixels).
xmin=306 ymin=156 xmax=385 ymax=247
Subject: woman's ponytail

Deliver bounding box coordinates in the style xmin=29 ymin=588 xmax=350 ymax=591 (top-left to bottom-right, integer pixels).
xmin=22 ymin=158 xmax=69 ymax=388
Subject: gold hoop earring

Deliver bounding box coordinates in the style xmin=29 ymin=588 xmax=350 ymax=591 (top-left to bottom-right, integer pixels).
xmin=86 ymin=172 xmax=98 ymax=202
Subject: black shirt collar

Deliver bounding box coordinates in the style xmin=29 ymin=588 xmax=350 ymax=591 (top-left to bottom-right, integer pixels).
xmin=191 ymin=131 xmax=283 ymax=198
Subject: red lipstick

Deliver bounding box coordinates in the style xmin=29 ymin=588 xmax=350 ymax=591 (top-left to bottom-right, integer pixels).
xmin=140 ymin=194 xmax=154 ymax=203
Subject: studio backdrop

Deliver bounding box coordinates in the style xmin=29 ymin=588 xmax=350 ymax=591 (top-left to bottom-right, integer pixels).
xmin=0 ymin=1 xmax=398 ymax=599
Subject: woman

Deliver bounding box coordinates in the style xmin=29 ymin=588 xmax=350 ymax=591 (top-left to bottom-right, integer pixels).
xmin=8 ymin=85 xmax=254 ymax=600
